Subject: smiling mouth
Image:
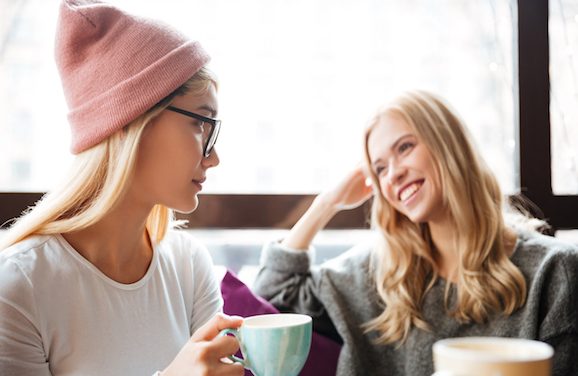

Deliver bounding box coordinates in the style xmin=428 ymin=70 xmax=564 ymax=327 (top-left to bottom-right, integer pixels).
xmin=399 ymin=180 xmax=424 ymax=202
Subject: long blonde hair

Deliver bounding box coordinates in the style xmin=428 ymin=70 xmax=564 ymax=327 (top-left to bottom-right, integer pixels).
xmin=363 ymin=91 xmax=527 ymax=345
xmin=0 ymin=67 xmax=217 ymax=250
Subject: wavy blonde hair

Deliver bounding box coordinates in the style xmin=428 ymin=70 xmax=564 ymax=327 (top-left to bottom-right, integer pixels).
xmin=363 ymin=90 xmax=527 ymax=345
xmin=0 ymin=67 xmax=217 ymax=250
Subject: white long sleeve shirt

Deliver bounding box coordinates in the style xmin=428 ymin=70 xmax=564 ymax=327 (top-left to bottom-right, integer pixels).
xmin=0 ymin=230 xmax=222 ymax=376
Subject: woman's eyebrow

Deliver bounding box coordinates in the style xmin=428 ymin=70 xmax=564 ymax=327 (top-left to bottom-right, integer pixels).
xmin=196 ymin=104 xmax=217 ymax=117
xmin=389 ymin=134 xmax=414 ymax=151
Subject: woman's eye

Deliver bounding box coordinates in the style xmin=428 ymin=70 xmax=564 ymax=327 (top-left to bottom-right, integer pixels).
xmin=399 ymin=141 xmax=414 ymax=153
xmin=192 ymin=120 xmax=205 ymax=129
xmin=375 ymin=166 xmax=387 ymax=176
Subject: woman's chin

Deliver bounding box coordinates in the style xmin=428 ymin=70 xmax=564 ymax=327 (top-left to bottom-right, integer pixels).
xmin=173 ymin=198 xmax=199 ymax=214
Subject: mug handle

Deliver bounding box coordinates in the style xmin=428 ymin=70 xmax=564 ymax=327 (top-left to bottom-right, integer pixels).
xmin=219 ymin=328 xmax=245 ymax=365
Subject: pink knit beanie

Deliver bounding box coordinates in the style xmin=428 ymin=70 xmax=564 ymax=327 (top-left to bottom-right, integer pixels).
xmin=55 ymin=0 xmax=210 ymax=154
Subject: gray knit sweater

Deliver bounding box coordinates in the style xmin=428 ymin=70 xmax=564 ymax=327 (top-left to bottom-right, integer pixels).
xmin=253 ymin=231 xmax=578 ymax=376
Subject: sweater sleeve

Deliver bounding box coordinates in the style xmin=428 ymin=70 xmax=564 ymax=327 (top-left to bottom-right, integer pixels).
xmin=0 ymin=259 xmax=52 ymax=376
xmin=253 ymin=241 xmax=327 ymax=318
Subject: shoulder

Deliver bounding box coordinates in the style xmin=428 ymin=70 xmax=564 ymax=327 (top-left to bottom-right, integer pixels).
xmin=156 ymin=229 xmax=214 ymax=272
xmin=159 ymin=229 xmax=211 ymax=259
xmin=516 ymin=229 xmax=576 ymax=253
xmin=317 ymin=242 xmax=374 ymax=291
xmin=262 ymin=238 xmax=373 ymax=273
xmin=321 ymin=242 xmax=373 ymax=273
xmin=1 ymin=234 xmax=54 ymax=260
xmin=513 ymin=232 xmax=578 ymax=338
xmin=156 ymin=230 xmax=220 ymax=309
xmin=0 ymin=235 xmax=63 ymax=311
xmin=513 ymin=230 xmax=578 ymax=277
xmin=514 ymin=230 xmax=578 ymax=313
xmin=534 ymin=233 xmax=578 ymax=284
xmin=0 ymin=234 xmax=64 ymax=277
xmin=160 ymin=228 xmax=206 ymax=248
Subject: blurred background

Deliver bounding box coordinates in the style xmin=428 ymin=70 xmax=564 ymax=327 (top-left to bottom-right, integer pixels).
xmin=1 ymin=0 xmax=577 ymax=282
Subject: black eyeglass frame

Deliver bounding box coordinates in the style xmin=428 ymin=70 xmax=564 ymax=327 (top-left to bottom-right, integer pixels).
xmin=166 ymin=105 xmax=221 ymax=158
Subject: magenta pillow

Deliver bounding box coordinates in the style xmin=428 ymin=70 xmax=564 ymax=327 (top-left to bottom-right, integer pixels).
xmin=220 ymin=270 xmax=341 ymax=376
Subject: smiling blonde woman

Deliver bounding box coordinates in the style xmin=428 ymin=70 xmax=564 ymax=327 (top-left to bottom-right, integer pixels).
xmin=254 ymin=90 xmax=578 ymax=376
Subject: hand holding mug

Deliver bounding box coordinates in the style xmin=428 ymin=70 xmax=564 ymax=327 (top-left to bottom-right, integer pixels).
xmin=162 ymin=313 xmax=245 ymax=376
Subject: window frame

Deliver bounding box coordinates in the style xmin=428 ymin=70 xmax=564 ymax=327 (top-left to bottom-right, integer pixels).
xmin=1 ymin=0 xmax=576 ymax=231
xmin=518 ymin=0 xmax=577 ymax=230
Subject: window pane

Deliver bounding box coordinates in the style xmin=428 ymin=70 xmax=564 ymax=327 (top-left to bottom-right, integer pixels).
xmin=0 ymin=0 xmax=71 ymax=191
xmin=0 ymin=0 xmax=517 ymax=194
xmin=550 ymin=0 xmax=578 ymax=195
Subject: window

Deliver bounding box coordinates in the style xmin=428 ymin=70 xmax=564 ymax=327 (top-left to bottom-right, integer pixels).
xmin=516 ymin=0 xmax=578 ymax=231
xmin=1 ymin=0 xmax=577 ymax=231
xmin=1 ymin=0 xmax=516 ymax=193
xmin=549 ymin=0 xmax=578 ymax=195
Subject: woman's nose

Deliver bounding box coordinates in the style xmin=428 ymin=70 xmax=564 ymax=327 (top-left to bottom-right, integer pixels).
xmin=386 ymin=160 xmax=405 ymax=185
xmin=204 ymin=148 xmax=220 ymax=168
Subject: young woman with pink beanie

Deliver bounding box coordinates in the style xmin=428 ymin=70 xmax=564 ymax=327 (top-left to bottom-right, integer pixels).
xmin=0 ymin=1 xmax=243 ymax=375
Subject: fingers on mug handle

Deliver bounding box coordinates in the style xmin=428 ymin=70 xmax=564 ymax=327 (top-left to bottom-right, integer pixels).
xmin=218 ymin=328 xmax=245 ymax=366
xmin=192 ymin=313 xmax=243 ymax=342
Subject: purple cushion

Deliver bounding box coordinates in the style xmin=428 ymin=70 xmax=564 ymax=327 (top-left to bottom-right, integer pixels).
xmin=221 ymin=270 xmax=341 ymax=376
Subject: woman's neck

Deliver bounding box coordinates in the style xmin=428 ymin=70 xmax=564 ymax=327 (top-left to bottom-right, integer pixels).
xmin=428 ymin=219 xmax=519 ymax=283
xmin=428 ymin=217 xmax=459 ymax=282
xmin=62 ymin=197 xmax=154 ymax=284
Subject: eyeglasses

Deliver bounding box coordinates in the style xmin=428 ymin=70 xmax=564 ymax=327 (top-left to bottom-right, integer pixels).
xmin=166 ymin=105 xmax=221 ymax=158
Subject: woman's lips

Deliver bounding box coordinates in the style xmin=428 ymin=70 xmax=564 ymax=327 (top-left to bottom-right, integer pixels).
xmin=398 ymin=180 xmax=424 ymax=202
xmin=192 ymin=177 xmax=205 ymax=190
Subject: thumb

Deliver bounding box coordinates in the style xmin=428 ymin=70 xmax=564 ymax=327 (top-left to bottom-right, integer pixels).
xmin=190 ymin=313 xmax=244 ymax=342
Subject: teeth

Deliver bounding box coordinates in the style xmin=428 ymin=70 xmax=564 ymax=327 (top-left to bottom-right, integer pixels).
xmin=399 ymin=182 xmax=421 ymax=201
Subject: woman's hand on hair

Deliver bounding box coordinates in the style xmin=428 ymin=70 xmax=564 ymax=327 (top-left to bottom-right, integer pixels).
xmin=161 ymin=313 xmax=244 ymax=376
xmin=316 ymin=165 xmax=374 ymax=211
xmin=281 ymin=165 xmax=374 ymax=251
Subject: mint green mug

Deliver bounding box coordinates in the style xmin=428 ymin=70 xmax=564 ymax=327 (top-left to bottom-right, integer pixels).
xmin=221 ymin=313 xmax=312 ymax=376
